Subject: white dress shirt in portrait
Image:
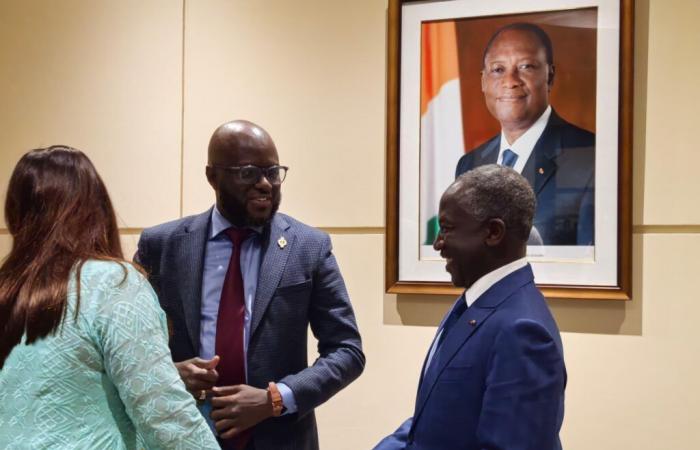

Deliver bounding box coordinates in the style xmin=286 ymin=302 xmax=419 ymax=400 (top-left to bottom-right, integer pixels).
xmin=497 ymin=105 xmax=552 ymax=173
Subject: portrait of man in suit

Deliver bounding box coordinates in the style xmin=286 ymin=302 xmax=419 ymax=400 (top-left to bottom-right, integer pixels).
xmin=455 ymin=22 xmax=595 ymax=246
xmin=135 ymin=120 xmax=365 ymax=450
xmin=375 ymin=165 xmax=566 ymax=450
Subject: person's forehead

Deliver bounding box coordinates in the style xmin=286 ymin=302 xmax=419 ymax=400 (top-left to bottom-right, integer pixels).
xmin=440 ymin=190 xmax=470 ymax=219
xmin=486 ymin=29 xmax=545 ymax=59
xmin=212 ymin=137 xmax=278 ymax=166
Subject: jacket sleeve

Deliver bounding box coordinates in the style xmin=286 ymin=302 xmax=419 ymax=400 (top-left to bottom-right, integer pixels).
xmin=373 ymin=418 xmax=413 ymax=450
xmin=278 ymin=233 xmax=365 ymax=416
xmin=133 ymin=230 xmax=161 ymax=296
xmin=476 ymin=318 xmax=566 ymax=450
xmin=133 ymin=230 xmax=148 ymax=268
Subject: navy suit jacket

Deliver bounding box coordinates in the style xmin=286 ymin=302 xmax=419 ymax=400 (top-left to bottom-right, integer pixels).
xmin=135 ymin=210 xmax=365 ymax=450
xmin=456 ymin=110 xmax=595 ymax=245
xmin=375 ymin=265 xmax=566 ymax=450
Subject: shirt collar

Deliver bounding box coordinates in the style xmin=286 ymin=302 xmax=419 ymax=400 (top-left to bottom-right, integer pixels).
xmin=463 ymin=257 xmax=528 ymax=308
xmin=499 ymin=105 xmax=551 ymax=173
xmin=210 ymin=206 xmax=263 ymax=240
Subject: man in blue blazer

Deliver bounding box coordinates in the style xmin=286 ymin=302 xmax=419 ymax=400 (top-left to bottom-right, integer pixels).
xmin=456 ymin=23 xmax=594 ymax=246
xmin=375 ymin=165 xmax=566 ymax=450
xmin=136 ymin=120 xmax=364 ymax=450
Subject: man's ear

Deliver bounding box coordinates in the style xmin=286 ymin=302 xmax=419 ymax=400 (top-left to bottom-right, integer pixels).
xmin=205 ymin=165 xmax=217 ymax=189
xmin=480 ymin=69 xmax=487 ymax=92
xmin=484 ymin=218 xmax=506 ymax=247
xmin=547 ymin=64 xmax=556 ymax=88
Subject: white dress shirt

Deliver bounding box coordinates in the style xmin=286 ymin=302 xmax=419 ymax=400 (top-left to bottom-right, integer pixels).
xmin=498 ymin=105 xmax=552 ymax=173
xmin=425 ymin=257 xmax=529 ymax=372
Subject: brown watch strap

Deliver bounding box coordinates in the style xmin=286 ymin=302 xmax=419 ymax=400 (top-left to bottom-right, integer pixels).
xmin=268 ymin=382 xmax=284 ymax=417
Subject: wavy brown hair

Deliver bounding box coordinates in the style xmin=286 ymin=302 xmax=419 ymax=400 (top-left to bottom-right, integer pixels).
xmin=0 ymin=145 xmax=124 ymax=369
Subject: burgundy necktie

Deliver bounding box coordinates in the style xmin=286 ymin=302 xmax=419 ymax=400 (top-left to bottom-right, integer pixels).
xmin=215 ymin=227 xmax=252 ymax=450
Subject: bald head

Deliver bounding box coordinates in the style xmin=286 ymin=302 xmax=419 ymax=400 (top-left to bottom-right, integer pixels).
xmin=205 ymin=119 xmax=281 ymax=227
xmin=480 ymin=23 xmax=555 ymax=143
xmin=208 ymin=120 xmax=278 ymax=166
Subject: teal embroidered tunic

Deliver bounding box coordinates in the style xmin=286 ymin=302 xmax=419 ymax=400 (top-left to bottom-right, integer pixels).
xmin=0 ymin=260 xmax=218 ymax=449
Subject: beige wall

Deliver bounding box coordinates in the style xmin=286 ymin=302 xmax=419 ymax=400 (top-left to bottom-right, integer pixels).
xmin=1 ymin=0 xmax=699 ymax=449
xmin=0 ymin=0 xmax=183 ymax=229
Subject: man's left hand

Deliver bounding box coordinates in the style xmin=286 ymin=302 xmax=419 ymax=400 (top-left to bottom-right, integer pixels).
xmin=210 ymin=384 xmax=272 ymax=438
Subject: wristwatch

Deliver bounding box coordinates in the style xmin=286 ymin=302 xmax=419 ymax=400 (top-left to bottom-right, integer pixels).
xmin=268 ymin=381 xmax=284 ymax=417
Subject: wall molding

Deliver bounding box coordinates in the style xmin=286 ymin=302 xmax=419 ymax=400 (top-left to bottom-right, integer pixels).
xmin=319 ymin=227 xmax=385 ymax=234
xmin=632 ymin=225 xmax=700 ymax=234
xmin=179 ymin=0 xmax=187 ymax=218
xmin=2 ymin=225 xmax=700 ymax=236
xmin=0 ymin=226 xmax=386 ymax=235
xmin=118 ymin=226 xmax=387 ymax=235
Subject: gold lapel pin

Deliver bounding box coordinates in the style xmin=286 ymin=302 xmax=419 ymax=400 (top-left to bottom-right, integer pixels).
xmin=538 ymin=167 xmax=544 ymax=175
xmin=469 ymin=319 xmax=477 ymax=326
xmin=277 ymin=236 xmax=287 ymax=249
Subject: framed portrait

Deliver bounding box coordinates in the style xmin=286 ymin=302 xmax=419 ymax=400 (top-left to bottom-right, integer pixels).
xmin=385 ymin=0 xmax=634 ymax=300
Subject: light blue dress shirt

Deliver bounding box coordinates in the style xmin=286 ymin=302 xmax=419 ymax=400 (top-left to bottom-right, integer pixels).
xmin=199 ymin=207 xmax=297 ymax=427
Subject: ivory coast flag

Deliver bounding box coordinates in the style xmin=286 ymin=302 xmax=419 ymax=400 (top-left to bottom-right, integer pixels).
xmin=419 ymin=21 xmax=464 ymax=246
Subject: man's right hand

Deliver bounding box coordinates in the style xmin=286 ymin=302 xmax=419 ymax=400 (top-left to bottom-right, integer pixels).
xmin=174 ymin=355 xmax=220 ymax=395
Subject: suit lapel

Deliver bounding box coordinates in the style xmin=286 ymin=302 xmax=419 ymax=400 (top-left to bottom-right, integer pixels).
xmin=250 ymin=214 xmax=293 ymax=338
xmin=522 ymin=110 xmax=563 ymax=194
xmin=413 ymin=305 xmax=495 ymax=420
xmin=172 ymin=209 xmax=211 ymax=354
xmin=412 ymin=265 xmax=536 ymax=423
xmin=475 ymin=135 xmax=500 ymax=166
xmin=416 ymin=305 xmax=455 ymax=389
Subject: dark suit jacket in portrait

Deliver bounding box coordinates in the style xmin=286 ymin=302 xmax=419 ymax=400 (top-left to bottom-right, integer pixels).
xmin=456 ymin=110 xmax=595 ymax=245
xmin=374 ymin=264 xmax=566 ymax=450
xmin=135 ymin=210 xmax=365 ymax=450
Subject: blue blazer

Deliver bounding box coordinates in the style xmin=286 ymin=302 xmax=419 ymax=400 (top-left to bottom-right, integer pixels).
xmin=375 ymin=265 xmax=566 ymax=450
xmin=456 ymin=110 xmax=595 ymax=245
xmin=135 ymin=209 xmax=365 ymax=450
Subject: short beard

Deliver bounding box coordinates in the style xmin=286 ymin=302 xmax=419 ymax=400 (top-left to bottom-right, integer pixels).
xmin=218 ymin=196 xmax=280 ymax=228
xmin=246 ymin=201 xmax=279 ymax=227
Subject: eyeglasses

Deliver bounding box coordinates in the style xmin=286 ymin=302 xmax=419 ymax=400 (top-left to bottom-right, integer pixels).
xmin=208 ymin=164 xmax=289 ymax=185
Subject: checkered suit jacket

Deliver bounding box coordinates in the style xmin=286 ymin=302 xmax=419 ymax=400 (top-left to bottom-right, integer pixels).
xmin=136 ymin=209 xmax=365 ymax=450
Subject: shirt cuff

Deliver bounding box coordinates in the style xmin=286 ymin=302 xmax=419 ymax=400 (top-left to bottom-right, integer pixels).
xmin=277 ymin=382 xmax=298 ymax=415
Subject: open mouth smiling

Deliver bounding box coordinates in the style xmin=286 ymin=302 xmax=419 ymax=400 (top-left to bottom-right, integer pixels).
xmin=249 ymin=196 xmax=271 ymax=206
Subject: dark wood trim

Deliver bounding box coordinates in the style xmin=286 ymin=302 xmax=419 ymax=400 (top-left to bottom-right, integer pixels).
xmin=616 ymin=0 xmax=635 ymax=300
xmin=384 ymin=0 xmax=401 ymax=292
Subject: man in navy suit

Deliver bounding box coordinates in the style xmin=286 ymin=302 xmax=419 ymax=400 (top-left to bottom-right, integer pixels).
xmin=375 ymin=165 xmax=566 ymax=450
xmin=455 ymin=23 xmax=595 ymax=245
xmin=136 ymin=120 xmax=364 ymax=450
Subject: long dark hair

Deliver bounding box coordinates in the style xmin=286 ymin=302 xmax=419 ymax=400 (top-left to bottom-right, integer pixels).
xmin=0 ymin=145 xmax=124 ymax=369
